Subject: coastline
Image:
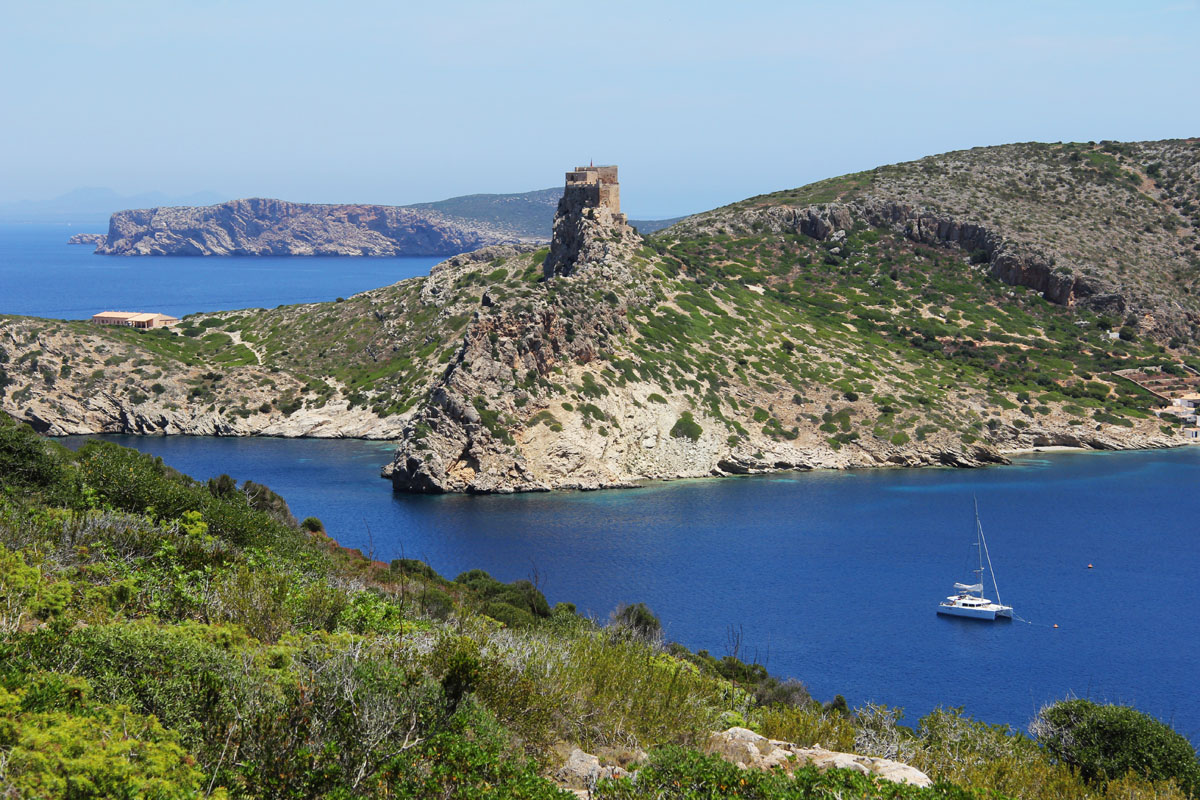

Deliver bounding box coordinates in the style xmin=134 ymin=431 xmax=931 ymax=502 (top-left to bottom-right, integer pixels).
xmin=54 ymin=428 xmax=1189 ymax=496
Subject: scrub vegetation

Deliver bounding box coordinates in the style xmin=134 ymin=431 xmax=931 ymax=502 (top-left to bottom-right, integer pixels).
xmin=1 ymin=415 xmax=1197 ymax=798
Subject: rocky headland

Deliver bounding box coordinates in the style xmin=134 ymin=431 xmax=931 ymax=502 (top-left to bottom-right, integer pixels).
xmin=94 ymin=197 xmax=539 ymax=257
xmin=5 ymin=141 xmax=1198 ymax=492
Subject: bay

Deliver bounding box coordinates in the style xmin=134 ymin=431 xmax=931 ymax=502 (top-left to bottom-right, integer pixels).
xmin=0 ymin=223 xmax=442 ymax=319
xmin=56 ymin=434 xmax=1200 ymax=744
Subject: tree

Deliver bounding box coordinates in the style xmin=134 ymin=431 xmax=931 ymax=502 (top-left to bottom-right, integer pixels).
xmin=1030 ymin=699 xmax=1200 ymax=793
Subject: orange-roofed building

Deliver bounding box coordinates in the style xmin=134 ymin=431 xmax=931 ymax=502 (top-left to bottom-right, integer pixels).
xmin=92 ymin=311 xmax=180 ymax=329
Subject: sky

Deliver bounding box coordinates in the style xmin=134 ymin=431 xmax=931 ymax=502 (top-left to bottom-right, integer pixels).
xmin=2 ymin=0 xmax=1198 ymax=218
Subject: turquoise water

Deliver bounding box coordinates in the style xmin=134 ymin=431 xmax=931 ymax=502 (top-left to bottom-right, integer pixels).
xmin=56 ymin=435 xmax=1200 ymax=743
xmin=0 ymin=224 xmax=442 ymax=319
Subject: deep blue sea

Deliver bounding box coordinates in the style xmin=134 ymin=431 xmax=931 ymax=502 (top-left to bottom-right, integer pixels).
xmin=0 ymin=223 xmax=442 ymax=319
xmin=54 ymin=435 xmax=1200 ymax=744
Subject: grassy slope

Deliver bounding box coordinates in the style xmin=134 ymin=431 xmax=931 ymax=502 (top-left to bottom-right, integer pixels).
xmin=728 ymin=140 xmax=1200 ymax=327
xmin=631 ymin=223 xmax=1173 ymax=450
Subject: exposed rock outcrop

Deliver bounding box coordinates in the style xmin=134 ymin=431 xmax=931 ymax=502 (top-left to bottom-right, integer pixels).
xmin=553 ymin=748 xmax=629 ymax=793
xmin=550 ymin=730 xmax=931 ymax=795
xmin=704 ymin=727 xmax=932 ymax=786
xmin=67 ymin=233 xmax=107 ymax=246
xmin=95 ymin=198 xmax=539 ymax=257
xmin=0 ymin=316 xmax=406 ymax=439
xmin=673 ymin=140 xmax=1200 ymax=342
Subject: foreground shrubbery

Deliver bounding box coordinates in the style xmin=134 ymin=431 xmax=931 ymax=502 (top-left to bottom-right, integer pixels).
xmin=595 ymin=747 xmax=993 ymax=800
xmin=0 ymin=416 xmax=1197 ymax=798
xmin=1032 ymin=699 xmax=1200 ymax=795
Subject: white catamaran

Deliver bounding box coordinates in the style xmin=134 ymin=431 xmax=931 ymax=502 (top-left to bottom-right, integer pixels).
xmin=937 ymin=500 xmax=1013 ymax=620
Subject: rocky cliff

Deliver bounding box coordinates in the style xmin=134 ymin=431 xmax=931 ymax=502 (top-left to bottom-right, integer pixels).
xmin=95 ymin=197 xmax=538 ymax=257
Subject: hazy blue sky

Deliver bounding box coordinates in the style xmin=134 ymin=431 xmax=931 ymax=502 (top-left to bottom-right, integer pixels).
xmin=3 ymin=1 xmax=1197 ymax=217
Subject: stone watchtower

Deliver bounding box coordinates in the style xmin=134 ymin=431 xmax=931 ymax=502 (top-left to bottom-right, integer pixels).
xmin=563 ymin=165 xmax=627 ymax=225
xmin=544 ymin=164 xmax=633 ymax=278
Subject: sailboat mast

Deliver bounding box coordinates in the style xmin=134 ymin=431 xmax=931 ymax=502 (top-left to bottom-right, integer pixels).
xmin=973 ymin=497 xmax=984 ymax=597
xmin=975 ymin=497 xmax=1003 ymax=605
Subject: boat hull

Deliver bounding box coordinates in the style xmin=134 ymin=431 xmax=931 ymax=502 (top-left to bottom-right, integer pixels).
xmin=938 ymin=604 xmax=1013 ymax=620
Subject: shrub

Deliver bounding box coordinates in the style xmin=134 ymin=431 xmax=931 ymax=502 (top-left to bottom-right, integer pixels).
xmin=0 ymin=686 xmax=205 ymax=799
xmin=757 ymin=703 xmax=856 ymax=752
xmin=0 ymin=416 xmax=73 ymax=498
xmin=1031 ymin=699 xmax=1200 ymax=793
xmin=670 ymin=412 xmax=703 ymax=441
xmin=609 ymin=602 xmax=662 ymax=643
xmin=454 ymin=570 xmax=550 ymax=624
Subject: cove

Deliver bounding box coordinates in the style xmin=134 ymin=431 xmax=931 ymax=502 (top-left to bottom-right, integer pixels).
xmin=56 ymin=434 xmax=1200 ymax=744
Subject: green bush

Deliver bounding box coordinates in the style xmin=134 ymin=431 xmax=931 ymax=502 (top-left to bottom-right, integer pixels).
xmin=455 ymin=570 xmax=551 ymax=625
xmin=609 ymin=602 xmax=662 ymax=643
xmin=0 ymin=416 xmax=74 ymax=499
xmin=1031 ymin=699 xmax=1200 ymax=793
xmin=670 ymin=412 xmax=703 ymax=441
xmin=0 ymin=685 xmax=205 ymax=799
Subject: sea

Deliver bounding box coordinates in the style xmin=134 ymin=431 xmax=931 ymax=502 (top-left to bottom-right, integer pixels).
xmin=5 ymin=223 xmax=1199 ymax=743
xmin=0 ymin=223 xmax=443 ymax=319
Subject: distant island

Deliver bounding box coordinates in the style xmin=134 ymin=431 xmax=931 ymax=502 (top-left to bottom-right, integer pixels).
xmin=74 ymin=187 xmax=682 ymax=257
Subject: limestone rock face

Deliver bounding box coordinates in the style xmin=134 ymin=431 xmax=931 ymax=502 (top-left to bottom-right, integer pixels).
xmin=544 ymin=193 xmax=636 ymax=279
xmin=704 ymin=727 xmax=933 ymax=787
xmin=671 ymin=140 xmax=1200 ymax=342
xmin=96 ymin=198 xmax=535 ymax=257
xmin=390 ymin=180 xmax=652 ymax=494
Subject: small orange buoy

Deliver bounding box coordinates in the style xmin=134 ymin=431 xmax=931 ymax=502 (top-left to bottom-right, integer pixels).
xmin=1053 ymin=624 xmax=1059 ymax=628
xmin=1087 ymin=564 xmax=1094 ymax=569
